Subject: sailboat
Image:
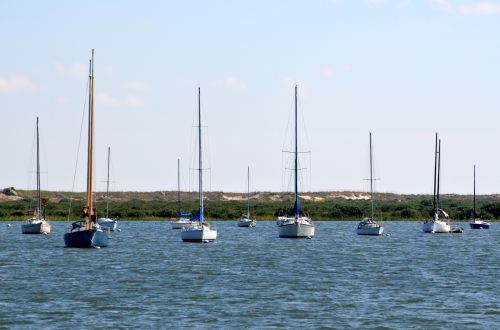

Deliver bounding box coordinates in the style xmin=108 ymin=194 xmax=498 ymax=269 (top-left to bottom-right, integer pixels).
xmin=469 ymin=165 xmax=490 ymax=229
xmin=97 ymin=146 xmax=118 ymax=231
xmin=276 ymin=85 xmax=315 ymax=238
xmin=357 ymin=132 xmax=384 ymax=235
xmin=171 ymin=158 xmax=196 ymax=229
xmin=64 ymin=49 xmax=109 ymax=248
xmin=237 ymin=166 xmax=256 ymax=227
xmin=423 ymin=133 xmax=451 ymax=233
xmin=180 ymin=87 xmax=217 ymax=242
xmin=22 ymin=117 xmax=51 ymax=235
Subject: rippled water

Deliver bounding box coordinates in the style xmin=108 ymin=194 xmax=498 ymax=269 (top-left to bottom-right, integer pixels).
xmin=0 ymin=221 xmax=498 ymax=329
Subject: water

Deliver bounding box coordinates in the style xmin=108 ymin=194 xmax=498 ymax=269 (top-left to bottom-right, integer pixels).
xmin=0 ymin=221 xmax=498 ymax=329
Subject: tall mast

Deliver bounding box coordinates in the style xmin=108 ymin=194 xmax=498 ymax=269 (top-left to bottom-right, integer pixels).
xmin=437 ymin=139 xmax=441 ymax=210
xmin=247 ymin=166 xmax=250 ymax=216
xmin=36 ymin=117 xmax=41 ymax=219
xmin=293 ymin=85 xmax=299 ymax=219
xmin=198 ymin=87 xmax=203 ymax=224
xmin=177 ymin=158 xmax=181 ymax=204
xmin=369 ymin=132 xmax=374 ymax=220
xmin=473 ymin=165 xmax=476 ymax=219
xmin=105 ymin=146 xmax=110 ymax=218
xmin=432 ymin=133 xmax=438 ymax=215
xmin=86 ymin=49 xmax=95 ymax=229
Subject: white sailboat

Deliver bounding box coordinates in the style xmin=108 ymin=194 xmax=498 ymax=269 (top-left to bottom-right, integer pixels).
xmin=97 ymin=146 xmax=118 ymax=231
xmin=180 ymin=87 xmax=217 ymax=243
xmin=357 ymin=132 xmax=384 ymax=235
xmin=423 ymin=134 xmax=451 ymax=233
xmin=64 ymin=49 xmax=109 ymax=248
xmin=276 ymin=85 xmax=315 ymax=238
xmin=171 ymin=158 xmax=197 ymax=229
xmin=469 ymin=165 xmax=490 ymax=229
xmin=22 ymin=117 xmax=51 ymax=235
xmin=237 ymin=166 xmax=256 ymax=227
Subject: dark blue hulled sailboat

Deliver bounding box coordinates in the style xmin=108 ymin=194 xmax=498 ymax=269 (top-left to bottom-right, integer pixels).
xmin=64 ymin=49 xmax=109 ymax=248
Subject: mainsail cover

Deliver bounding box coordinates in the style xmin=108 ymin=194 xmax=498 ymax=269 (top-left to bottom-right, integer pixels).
xmin=177 ymin=210 xmax=191 ymax=217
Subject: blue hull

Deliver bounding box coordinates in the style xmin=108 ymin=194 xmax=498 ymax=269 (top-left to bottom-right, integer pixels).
xmin=64 ymin=229 xmax=109 ymax=248
xmin=470 ymin=223 xmax=490 ymax=229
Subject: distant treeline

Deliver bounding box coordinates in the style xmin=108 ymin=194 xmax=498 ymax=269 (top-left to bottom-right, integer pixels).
xmin=1 ymin=197 xmax=500 ymax=221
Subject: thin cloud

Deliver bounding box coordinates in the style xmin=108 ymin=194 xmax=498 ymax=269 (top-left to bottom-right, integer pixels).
xmin=96 ymin=92 xmax=144 ymax=108
xmin=459 ymin=2 xmax=500 ymax=15
xmin=431 ymin=0 xmax=500 ymax=15
xmin=54 ymin=62 xmax=86 ymax=77
xmin=0 ymin=74 xmax=38 ymax=93
xmin=211 ymin=77 xmax=248 ymax=91
xmin=318 ymin=66 xmax=334 ymax=79
xmin=126 ymin=81 xmax=151 ymax=92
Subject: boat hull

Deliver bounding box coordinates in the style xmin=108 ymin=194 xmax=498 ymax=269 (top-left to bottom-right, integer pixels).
xmin=470 ymin=221 xmax=490 ymax=229
xmin=423 ymin=220 xmax=450 ymax=233
xmin=97 ymin=218 xmax=117 ymax=231
xmin=171 ymin=220 xmax=196 ymax=230
xmin=357 ymin=225 xmax=384 ymax=236
xmin=237 ymin=218 xmax=256 ymax=227
xmin=22 ymin=221 xmax=51 ymax=234
xmin=278 ymin=221 xmax=315 ymax=238
xmin=64 ymin=229 xmax=109 ymax=248
xmin=181 ymin=225 xmax=217 ymax=242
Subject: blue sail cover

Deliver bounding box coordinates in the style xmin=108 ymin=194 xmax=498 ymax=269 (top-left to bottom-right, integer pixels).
xmin=294 ymin=199 xmax=300 ymax=217
xmin=190 ymin=208 xmax=203 ymax=223
xmin=177 ymin=210 xmax=191 ymax=217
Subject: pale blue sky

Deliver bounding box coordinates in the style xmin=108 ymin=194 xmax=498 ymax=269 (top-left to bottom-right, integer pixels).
xmin=1 ymin=0 xmax=499 ymax=194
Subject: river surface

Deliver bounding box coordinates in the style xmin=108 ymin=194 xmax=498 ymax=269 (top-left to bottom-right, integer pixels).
xmin=0 ymin=221 xmax=498 ymax=329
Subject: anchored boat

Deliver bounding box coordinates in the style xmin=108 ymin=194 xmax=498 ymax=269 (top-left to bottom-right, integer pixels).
xmin=180 ymin=87 xmax=217 ymax=243
xmin=469 ymin=165 xmax=490 ymax=229
xmin=237 ymin=166 xmax=256 ymax=227
xmin=97 ymin=146 xmax=118 ymax=231
xmin=22 ymin=117 xmax=51 ymax=235
xmin=171 ymin=158 xmax=197 ymax=229
xmin=356 ymin=132 xmax=384 ymax=236
xmin=423 ymin=134 xmax=451 ymax=233
xmin=276 ymin=85 xmax=315 ymax=238
xmin=64 ymin=49 xmax=109 ymax=248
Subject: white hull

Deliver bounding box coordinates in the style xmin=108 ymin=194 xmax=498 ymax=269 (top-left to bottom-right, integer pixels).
xmin=357 ymin=225 xmax=384 ymax=236
xmin=171 ymin=219 xmax=196 ymax=230
xmin=277 ymin=217 xmax=315 ymax=238
xmin=22 ymin=219 xmax=51 ymax=234
xmin=97 ymin=218 xmax=117 ymax=231
xmin=181 ymin=223 xmax=217 ymax=242
xmin=91 ymin=230 xmax=109 ymax=247
xmin=237 ymin=218 xmax=256 ymax=227
xmin=423 ymin=219 xmax=450 ymax=233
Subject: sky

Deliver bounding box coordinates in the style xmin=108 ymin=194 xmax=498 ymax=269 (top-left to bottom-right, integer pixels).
xmin=1 ymin=0 xmax=499 ymax=194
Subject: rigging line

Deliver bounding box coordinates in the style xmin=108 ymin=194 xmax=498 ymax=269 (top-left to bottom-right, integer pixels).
xmin=26 ymin=122 xmax=37 ymax=213
xmin=67 ymin=75 xmax=89 ymax=221
xmin=281 ymin=95 xmax=295 ymax=156
xmin=309 ymin=153 xmax=312 ymax=193
xmin=297 ymin=96 xmax=313 ymax=155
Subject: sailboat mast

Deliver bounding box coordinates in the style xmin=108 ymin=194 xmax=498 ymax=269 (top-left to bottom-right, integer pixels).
xmin=36 ymin=117 xmax=41 ymax=218
xmin=473 ymin=164 xmax=476 ymax=219
xmin=432 ymin=133 xmax=438 ymax=215
xmin=105 ymin=146 xmax=110 ymax=218
xmin=177 ymin=158 xmax=181 ymax=204
xmin=437 ymin=139 xmax=441 ymax=210
xmin=198 ymin=87 xmax=203 ymax=224
xmin=86 ymin=49 xmax=95 ymax=228
xmin=293 ymin=85 xmax=300 ymax=219
xmin=369 ymin=132 xmax=374 ymax=220
xmin=247 ymin=166 xmax=250 ymax=216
